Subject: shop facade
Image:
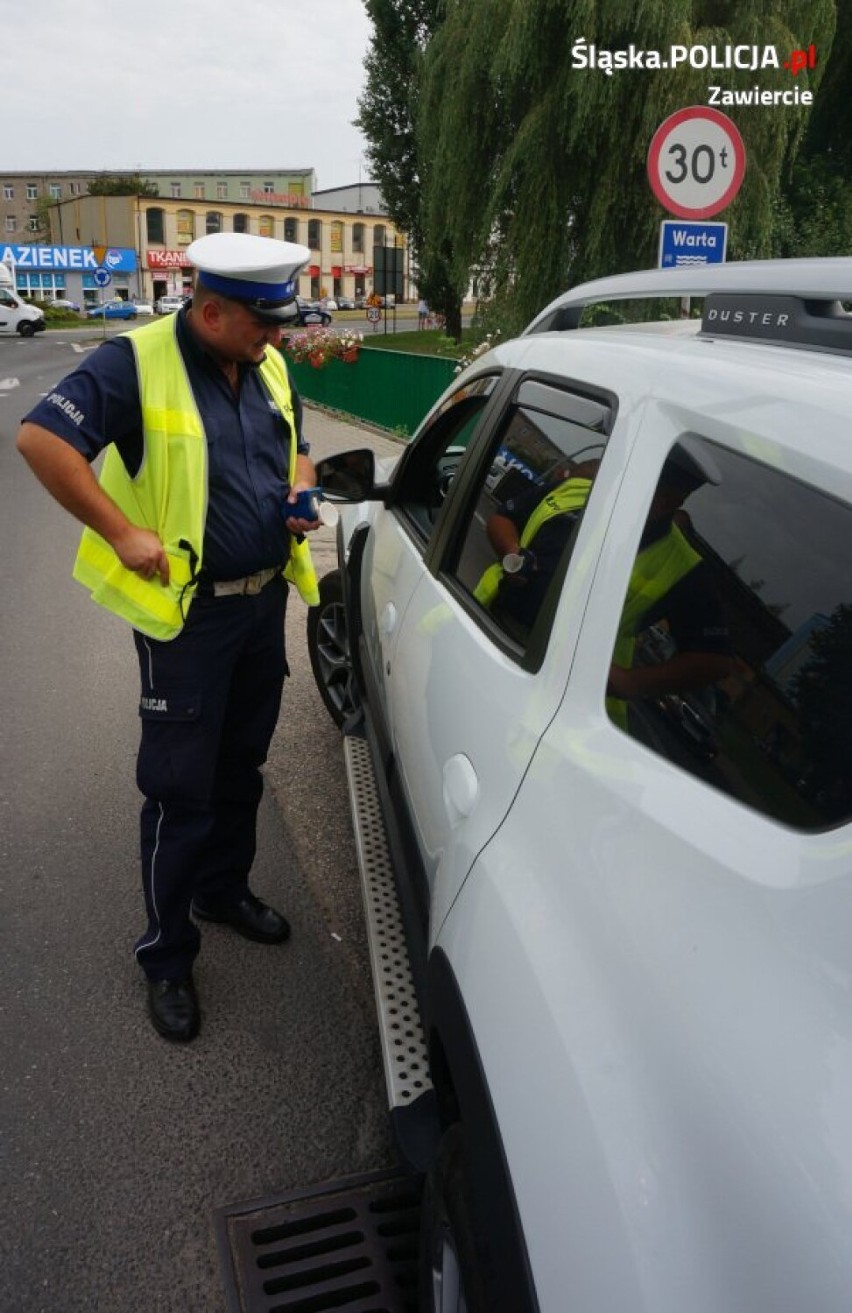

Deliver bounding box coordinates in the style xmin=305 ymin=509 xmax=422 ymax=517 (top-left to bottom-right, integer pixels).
xmin=0 ymin=241 xmax=137 ymax=307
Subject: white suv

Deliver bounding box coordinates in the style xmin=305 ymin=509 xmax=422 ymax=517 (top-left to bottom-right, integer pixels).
xmin=307 ymin=260 xmax=852 ymax=1313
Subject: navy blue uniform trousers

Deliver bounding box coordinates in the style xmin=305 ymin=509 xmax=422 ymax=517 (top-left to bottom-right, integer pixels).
xmin=132 ymin=576 xmax=288 ymax=980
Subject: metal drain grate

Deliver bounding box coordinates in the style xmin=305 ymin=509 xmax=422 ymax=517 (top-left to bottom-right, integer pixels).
xmin=216 ymin=1168 xmax=423 ymax=1312
xmin=343 ymin=736 xmax=432 ymax=1111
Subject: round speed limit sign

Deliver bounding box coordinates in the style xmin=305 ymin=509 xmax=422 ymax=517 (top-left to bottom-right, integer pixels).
xmin=647 ymin=106 xmax=746 ymax=219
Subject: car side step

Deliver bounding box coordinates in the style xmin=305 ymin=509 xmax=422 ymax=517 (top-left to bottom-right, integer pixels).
xmin=343 ymin=734 xmax=439 ymax=1172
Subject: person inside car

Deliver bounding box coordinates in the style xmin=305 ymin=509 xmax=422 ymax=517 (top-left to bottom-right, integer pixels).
xmin=475 ymin=443 xmax=735 ymax=720
xmin=474 ymin=455 xmax=601 ymax=628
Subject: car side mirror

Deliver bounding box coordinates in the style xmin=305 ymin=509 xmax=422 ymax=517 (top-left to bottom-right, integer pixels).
xmin=315 ymin=448 xmax=377 ymax=501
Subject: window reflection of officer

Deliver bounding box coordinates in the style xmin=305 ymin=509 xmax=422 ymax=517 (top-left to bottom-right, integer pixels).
xmin=606 ymin=444 xmax=734 ymax=725
xmin=476 ymin=441 xmax=733 ymax=713
xmin=16 ymin=233 xmax=322 ymax=1044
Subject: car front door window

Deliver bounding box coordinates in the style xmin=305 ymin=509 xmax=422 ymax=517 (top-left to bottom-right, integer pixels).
xmin=449 ymin=381 xmax=612 ymax=657
xmin=392 ymin=373 xmax=501 ymax=542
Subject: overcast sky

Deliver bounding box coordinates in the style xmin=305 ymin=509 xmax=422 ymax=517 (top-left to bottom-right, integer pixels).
xmin=2 ymin=0 xmax=374 ymax=190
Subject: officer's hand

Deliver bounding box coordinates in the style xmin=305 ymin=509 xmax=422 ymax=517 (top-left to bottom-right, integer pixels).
xmin=607 ymin=663 xmax=638 ymax=700
xmin=113 ymin=527 xmax=170 ymax=585
xmin=284 ymin=482 xmax=322 ymax=535
xmin=283 ymin=513 xmax=321 ymax=535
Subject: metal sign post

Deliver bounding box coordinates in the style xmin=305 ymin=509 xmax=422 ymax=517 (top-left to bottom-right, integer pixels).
xmin=93 ymin=264 xmax=111 ymax=339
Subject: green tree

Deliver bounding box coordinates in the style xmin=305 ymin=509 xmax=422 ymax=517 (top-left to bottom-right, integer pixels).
xmin=771 ymin=3 xmax=852 ymax=257
xmin=87 ymin=173 xmax=159 ymax=197
xmin=357 ymin=0 xmax=469 ymax=337
xmin=418 ymin=0 xmax=835 ymax=337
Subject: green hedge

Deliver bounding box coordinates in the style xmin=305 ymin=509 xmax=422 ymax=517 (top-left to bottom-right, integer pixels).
xmin=282 ymin=347 xmax=459 ymax=435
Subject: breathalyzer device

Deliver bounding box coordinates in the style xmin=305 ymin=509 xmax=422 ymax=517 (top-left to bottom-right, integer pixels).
xmin=284 ymin=487 xmax=339 ymax=527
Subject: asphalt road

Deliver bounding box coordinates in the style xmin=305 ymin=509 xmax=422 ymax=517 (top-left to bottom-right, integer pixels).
xmin=0 ymin=328 xmax=404 ymax=1312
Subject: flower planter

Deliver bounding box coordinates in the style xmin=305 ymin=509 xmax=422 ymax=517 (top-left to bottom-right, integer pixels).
xmin=284 ymin=327 xmax=365 ymax=371
xmin=282 ymin=347 xmax=460 ymax=435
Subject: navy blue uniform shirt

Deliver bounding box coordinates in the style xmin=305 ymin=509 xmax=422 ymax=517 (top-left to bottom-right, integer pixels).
xmin=23 ymin=305 xmax=309 ymax=580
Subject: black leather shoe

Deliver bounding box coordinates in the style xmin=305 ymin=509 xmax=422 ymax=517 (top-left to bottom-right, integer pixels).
xmin=147 ymin=977 xmax=200 ymax=1043
xmin=192 ymin=893 xmax=291 ymax=944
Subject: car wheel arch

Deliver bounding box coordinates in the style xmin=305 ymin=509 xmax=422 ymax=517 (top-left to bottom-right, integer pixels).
xmin=424 ymin=947 xmax=540 ymax=1313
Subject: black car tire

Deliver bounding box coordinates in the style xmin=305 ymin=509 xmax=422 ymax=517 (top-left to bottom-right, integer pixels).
xmin=18 ymin=321 xmax=35 ymax=337
xmin=419 ymin=1123 xmax=488 ymax=1313
xmin=320 ymin=313 xmax=331 ymax=326
xmin=306 ymin=569 xmax=360 ymax=728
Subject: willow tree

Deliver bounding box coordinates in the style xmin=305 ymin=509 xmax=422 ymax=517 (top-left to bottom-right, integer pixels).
xmin=772 ymin=1 xmax=852 ymax=256
xmin=418 ymin=0 xmax=836 ymax=336
xmin=356 ymin=1 xmax=454 ymax=323
xmin=416 ymin=0 xmax=515 ymax=337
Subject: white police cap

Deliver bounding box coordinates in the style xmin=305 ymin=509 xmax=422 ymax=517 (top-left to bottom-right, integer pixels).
xmin=187 ymin=232 xmax=311 ymax=322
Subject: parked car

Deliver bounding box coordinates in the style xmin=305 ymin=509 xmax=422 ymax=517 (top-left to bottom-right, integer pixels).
xmin=86 ymin=299 xmax=137 ymax=321
xmin=294 ymin=297 xmax=331 ymax=327
xmin=132 ymin=300 xmax=155 ymax=316
xmin=307 ymin=258 xmax=852 ymax=1313
xmin=319 ymin=297 xmax=339 ymax=311
xmin=46 ymin=297 xmax=81 ymax=313
xmin=336 ymin=296 xmax=356 ymax=311
xmin=155 ymin=295 xmax=185 ymax=315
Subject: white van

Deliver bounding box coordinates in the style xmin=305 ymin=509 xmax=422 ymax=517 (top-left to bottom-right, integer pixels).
xmin=0 ymin=264 xmax=45 ymax=337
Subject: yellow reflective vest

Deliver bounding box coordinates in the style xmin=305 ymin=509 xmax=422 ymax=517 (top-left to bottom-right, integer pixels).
xmin=608 ymin=522 xmax=701 ymax=728
xmin=473 ymin=476 xmax=593 ymax=607
xmin=73 ymin=315 xmax=318 ymax=640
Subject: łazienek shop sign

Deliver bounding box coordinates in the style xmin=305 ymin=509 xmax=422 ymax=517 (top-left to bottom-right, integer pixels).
xmin=147 ymin=250 xmax=192 ymax=270
xmin=0 ymin=244 xmax=136 ymax=272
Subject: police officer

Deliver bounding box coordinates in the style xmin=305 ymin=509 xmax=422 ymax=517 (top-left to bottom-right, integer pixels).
xmin=17 ymin=232 xmax=322 ymax=1043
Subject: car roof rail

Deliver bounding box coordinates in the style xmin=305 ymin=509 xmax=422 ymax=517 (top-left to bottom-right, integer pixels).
xmin=523 ymin=258 xmax=852 ymax=354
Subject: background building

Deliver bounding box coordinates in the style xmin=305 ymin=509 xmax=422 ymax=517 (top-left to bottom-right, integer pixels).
xmin=1 ymin=168 xmax=408 ymax=306
xmin=38 ymin=192 xmax=408 ymax=307
xmin=0 ymin=169 xmax=316 ymax=244
xmin=312 ymin=182 xmax=387 ymax=214
xmin=140 ymin=169 xmax=316 ymax=208
xmin=1 ymin=171 xmax=90 ymax=243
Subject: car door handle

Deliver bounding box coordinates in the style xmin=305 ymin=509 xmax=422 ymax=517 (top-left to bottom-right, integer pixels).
xmin=442 ymin=754 xmax=479 ymax=824
xmin=380 ymin=602 xmax=397 ymax=637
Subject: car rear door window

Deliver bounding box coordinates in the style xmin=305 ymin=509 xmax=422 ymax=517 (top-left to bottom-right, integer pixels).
xmin=608 ymin=436 xmax=852 ymax=831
